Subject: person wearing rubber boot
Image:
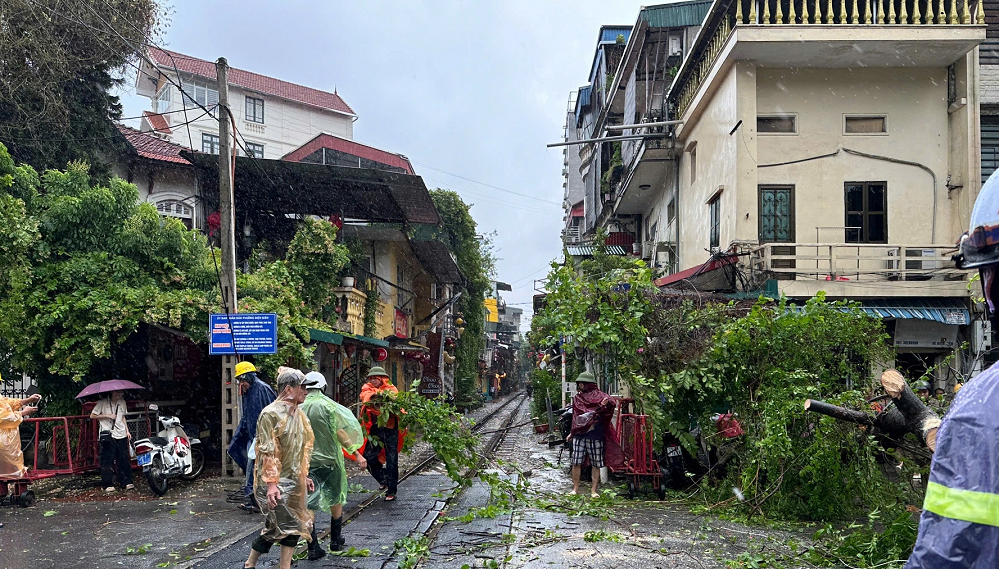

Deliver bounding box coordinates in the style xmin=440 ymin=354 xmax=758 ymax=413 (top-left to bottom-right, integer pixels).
xmin=228 ymin=362 xmax=276 ymax=513
xmin=301 ymin=371 xmax=366 ymax=559
xmin=360 ymin=366 xmax=401 ymax=501
xmin=567 ymin=372 xmax=616 ymax=498
xmin=905 ymin=171 xmax=999 ymax=568
xmin=243 ymin=369 xmax=317 ymax=569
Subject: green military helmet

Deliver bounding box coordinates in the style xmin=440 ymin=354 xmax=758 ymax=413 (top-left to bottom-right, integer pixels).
xmin=575 ymin=371 xmax=597 ymax=384
xmin=913 ymin=379 xmax=931 ymax=392
xmin=367 ymin=366 xmax=389 ymax=379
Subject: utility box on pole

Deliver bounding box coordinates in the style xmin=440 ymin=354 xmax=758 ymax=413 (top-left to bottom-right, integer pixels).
xmin=216 ymin=57 xmax=241 ymax=477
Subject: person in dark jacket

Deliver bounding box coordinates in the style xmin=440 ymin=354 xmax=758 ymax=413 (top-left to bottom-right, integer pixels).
xmin=905 ymin=171 xmax=999 ymax=568
xmin=228 ymin=362 xmax=276 ymax=512
xmin=567 ymin=372 xmax=615 ymax=498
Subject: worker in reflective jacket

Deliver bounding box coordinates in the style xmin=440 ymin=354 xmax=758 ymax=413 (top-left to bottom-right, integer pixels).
xmin=907 ymin=172 xmax=999 ymax=568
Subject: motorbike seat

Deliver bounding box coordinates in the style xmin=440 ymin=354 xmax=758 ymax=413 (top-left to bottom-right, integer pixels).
xmin=149 ymin=436 xmax=169 ymax=446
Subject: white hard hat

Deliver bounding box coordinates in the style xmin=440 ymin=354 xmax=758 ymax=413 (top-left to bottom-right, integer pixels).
xmin=304 ymin=371 xmax=327 ymax=390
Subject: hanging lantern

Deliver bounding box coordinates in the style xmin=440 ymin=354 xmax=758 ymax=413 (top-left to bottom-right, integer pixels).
xmin=328 ymin=213 xmax=344 ymax=231
xmin=373 ymin=347 xmax=388 ymax=362
xmin=344 ymin=344 xmax=357 ymax=358
xmin=361 ymin=348 xmax=370 ymax=359
xmin=457 ymin=327 xmax=465 ymax=335
xmin=206 ymin=211 xmax=222 ymax=237
xmin=455 ymin=317 xmax=465 ymax=326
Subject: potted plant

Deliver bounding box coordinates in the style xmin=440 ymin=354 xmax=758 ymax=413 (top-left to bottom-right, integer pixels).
xmin=341 ymin=276 xmax=356 ymax=288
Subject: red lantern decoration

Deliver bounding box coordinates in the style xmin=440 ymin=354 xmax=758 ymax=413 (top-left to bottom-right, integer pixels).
xmin=373 ymin=347 xmax=388 ymax=362
xmin=206 ymin=211 xmax=222 ymax=237
xmin=344 ymin=344 xmax=357 ymax=358
xmin=328 ymin=214 xmax=344 ymax=231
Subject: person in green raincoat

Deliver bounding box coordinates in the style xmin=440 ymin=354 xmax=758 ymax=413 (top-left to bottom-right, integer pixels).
xmin=301 ymin=371 xmax=366 ymax=560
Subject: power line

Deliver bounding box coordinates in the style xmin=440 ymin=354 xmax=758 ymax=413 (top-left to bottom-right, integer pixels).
xmin=2 ymin=110 xmax=213 ymax=143
xmin=422 ymin=175 xmax=561 ymax=216
xmin=412 ymin=160 xmax=562 ymax=205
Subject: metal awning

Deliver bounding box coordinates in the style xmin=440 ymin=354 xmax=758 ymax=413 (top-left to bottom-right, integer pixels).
xmin=308 ymin=328 xmax=343 ymax=345
xmin=858 ymin=298 xmax=970 ymax=325
xmin=566 ymin=245 xmax=628 ymax=257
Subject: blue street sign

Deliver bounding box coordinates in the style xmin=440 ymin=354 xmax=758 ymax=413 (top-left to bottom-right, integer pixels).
xmin=209 ymin=313 xmax=278 ymax=355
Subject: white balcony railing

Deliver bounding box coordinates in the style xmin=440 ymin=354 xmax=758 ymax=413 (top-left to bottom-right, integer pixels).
xmin=746 ymin=243 xmax=969 ymax=282
xmin=562 ymin=226 xmax=582 ymax=244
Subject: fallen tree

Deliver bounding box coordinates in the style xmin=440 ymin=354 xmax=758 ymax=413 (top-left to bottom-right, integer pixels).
xmin=805 ymin=369 xmax=942 ymax=451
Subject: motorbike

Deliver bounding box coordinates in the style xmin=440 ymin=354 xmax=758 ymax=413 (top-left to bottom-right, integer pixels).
xmin=133 ymin=405 xmax=205 ymax=496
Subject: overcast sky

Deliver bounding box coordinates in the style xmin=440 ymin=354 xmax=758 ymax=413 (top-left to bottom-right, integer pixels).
xmin=118 ymin=0 xmax=649 ymax=331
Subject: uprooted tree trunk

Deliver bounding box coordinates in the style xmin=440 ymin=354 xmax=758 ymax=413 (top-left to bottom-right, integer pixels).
xmin=804 ymin=369 xmax=942 ymax=452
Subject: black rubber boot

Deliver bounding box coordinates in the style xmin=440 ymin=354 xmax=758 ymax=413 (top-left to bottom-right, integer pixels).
xmin=307 ymin=525 xmax=326 ymax=561
xmin=330 ymin=516 xmax=345 ymax=551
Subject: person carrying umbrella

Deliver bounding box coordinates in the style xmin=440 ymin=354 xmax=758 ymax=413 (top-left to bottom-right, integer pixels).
xmin=244 ymin=369 xmax=317 ymax=569
xmin=228 ymin=362 xmax=276 ymax=513
xmin=91 ymin=389 xmax=134 ymax=492
xmin=300 ymin=371 xmax=366 ymax=559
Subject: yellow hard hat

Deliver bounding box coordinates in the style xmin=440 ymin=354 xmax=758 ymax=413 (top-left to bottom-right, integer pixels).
xmin=954 ymin=383 xmax=964 ymax=393
xmin=235 ymin=362 xmax=257 ymax=379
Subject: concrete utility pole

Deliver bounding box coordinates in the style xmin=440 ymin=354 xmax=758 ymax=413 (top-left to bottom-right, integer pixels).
xmin=216 ymin=57 xmax=240 ymax=477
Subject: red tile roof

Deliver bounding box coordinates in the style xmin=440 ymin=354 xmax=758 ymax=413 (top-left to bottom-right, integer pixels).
xmin=654 ymin=255 xmax=737 ymax=287
xmin=282 ymin=133 xmax=414 ymax=174
xmin=116 ymin=124 xmax=191 ymax=165
xmin=149 ymin=47 xmax=355 ymax=116
xmin=142 ymin=111 xmax=172 ymax=134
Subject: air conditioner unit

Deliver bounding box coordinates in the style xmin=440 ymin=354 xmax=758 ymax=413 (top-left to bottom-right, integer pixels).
xmin=668 ymin=34 xmax=683 ymax=56
xmin=974 ymin=320 xmax=993 ymax=353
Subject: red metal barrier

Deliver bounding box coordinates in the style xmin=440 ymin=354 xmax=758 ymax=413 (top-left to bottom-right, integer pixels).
xmin=614 ymin=398 xmax=664 ymax=499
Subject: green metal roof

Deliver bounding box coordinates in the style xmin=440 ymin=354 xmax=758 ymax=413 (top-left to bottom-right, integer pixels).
xmin=308 ymin=328 xmax=343 ymax=345
xmin=640 ymin=1 xmax=712 ymax=28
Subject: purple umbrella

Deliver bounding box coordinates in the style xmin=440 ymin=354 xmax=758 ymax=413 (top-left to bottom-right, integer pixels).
xmin=75 ymin=379 xmax=145 ymax=399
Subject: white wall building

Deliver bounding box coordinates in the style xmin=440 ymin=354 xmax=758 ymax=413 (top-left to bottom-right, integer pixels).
xmin=135 ymin=47 xmax=356 ymax=160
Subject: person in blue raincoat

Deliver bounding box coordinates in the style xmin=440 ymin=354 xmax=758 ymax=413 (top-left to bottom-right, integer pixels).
xmin=227 ymin=362 xmax=276 ymax=512
xmin=906 ymin=172 xmax=999 ymax=568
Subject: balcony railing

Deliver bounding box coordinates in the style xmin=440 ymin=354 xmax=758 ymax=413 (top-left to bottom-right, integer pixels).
xmin=563 ymin=226 xmax=583 ymax=244
xmin=745 ymin=243 xmax=970 ymax=281
xmin=670 ymin=0 xmax=985 ymax=118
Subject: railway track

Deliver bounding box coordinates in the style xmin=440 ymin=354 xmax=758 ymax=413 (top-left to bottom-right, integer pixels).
xmin=339 ymin=391 xmax=528 ymax=525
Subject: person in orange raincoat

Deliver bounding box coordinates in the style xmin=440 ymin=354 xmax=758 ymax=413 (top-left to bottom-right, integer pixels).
xmin=244 ymin=369 xmax=318 ymax=569
xmin=359 ymin=366 xmax=403 ymax=501
xmin=0 ymin=384 xmax=40 ymax=479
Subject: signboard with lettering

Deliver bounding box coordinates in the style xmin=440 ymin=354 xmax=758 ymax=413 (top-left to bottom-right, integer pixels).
xmin=893 ymin=319 xmax=959 ymax=349
xmin=394 ymin=309 xmax=408 ymax=338
xmin=209 ymin=313 xmax=278 ymax=355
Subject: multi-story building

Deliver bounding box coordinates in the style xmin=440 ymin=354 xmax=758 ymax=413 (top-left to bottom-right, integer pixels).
xmin=135 ymin=48 xmax=355 ymax=159
xmin=578 ymin=0 xmax=986 ymax=384
xmin=562 ymin=3 xmax=711 ymax=257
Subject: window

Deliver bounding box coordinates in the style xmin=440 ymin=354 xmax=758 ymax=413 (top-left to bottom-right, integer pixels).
xmin=845 ymin=115 xmax=887 ymax=134
xmin=983 ymin=116 xmax=999 ymax=180
xmin=157 ymin=87 xmax=171 ymax=113
xmin=156 ymin=199 xmax=194 ymax=229
xmin=709 ymin=194 xmax=720 ymax=249
xmin=690 ymin=147 xmax=697 ymax=184
xmin=202 ymin=133 xmax=220 ymax=155
xmin=245 ymin=97 xmax=264 ymax=124
xmin=845 ymin=182 xmax=887 ymax=243
xmin=183 ymin=81 xmax=219 ymax=111
xmin=757 ymin=114 xmax=797 ymax=134
xmin=244 ymin=142 xmax=264 ymax=158
xmin=759 ymin=186 xmax=795 ymax=242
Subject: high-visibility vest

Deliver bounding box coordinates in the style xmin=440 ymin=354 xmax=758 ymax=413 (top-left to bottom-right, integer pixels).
xmin=924 ymin=481 xmax=999 ymax=527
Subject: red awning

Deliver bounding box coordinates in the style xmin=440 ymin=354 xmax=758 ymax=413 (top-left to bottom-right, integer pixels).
xmin=654 ymin=255 xmax=737 ymax=288
xmin=605 ymin=232 xmax=636 ymax=247
xmin=570 ymin=202 xmax=584 ymax=217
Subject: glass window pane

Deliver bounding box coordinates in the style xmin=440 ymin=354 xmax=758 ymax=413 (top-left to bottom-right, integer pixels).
xmin=846 ymin=228 xmax=861 ymax=242
xmin=868 ymin=214 xmax=886 ymax=242
xmin=846 ymin=185 xmax=863 ymax=211
xmin=757 ymin=116 xmax=796 ymax=134
xmin=845 ymin=116 xmax=886 ymax=134
xmin=868 ymin=185 xmax=886 ymax=212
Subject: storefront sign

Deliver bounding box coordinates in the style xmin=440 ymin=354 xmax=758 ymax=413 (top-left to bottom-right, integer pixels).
xmin=394 ymin=309 xmax=408 ymax=338
xmin=209 ymin=313 xmax=278 ymax=355
xmin=893 ymin=319 xmax=959 ymax=349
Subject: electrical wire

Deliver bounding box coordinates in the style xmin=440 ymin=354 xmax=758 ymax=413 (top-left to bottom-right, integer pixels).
xmin=411 ymin=160 xmax=563 ymax=205
xmin=1 ymin=110 xmax=213 ymax=143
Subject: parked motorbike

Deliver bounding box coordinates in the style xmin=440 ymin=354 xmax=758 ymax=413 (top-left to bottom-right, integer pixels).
xmin=133 ymin=405 xmax=205 ymax=496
